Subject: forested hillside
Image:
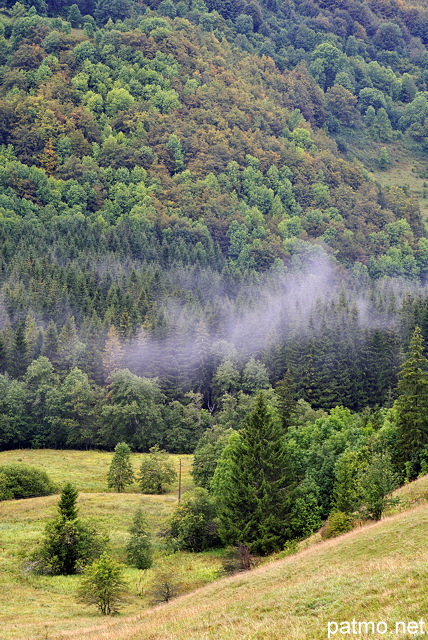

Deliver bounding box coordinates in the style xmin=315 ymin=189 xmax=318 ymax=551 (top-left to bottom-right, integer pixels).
xmin=1 ymin=0 xmax=428 ymax=455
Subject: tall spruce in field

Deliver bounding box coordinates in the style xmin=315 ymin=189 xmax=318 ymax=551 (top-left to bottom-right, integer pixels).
xmin=212 ymin=392 xmax=294 ymax=554
xmin=108 ymin=442 xmax=134 ymax=493
xmin=395 ymin=326 xmax=428 ymax=480
xmin=58 ymin=482 xmax=79 ymax=520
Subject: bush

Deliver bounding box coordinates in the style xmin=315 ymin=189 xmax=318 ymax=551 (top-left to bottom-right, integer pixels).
xmin=222 ymin=543 xmax=258 ymax=574
xmin=0 ymin=471 xmax=13 ymax=500
xmin=138 ymin=445 xmax=177 ymax=494
xmin=322 ymin=511 xmax=354 ymax=539
xmin=166 ymin=488 xmax=219 ymax=552
xmin=77 ymin=553 xmax=128 ymax=615
xmin=0 ymin=464 xmax=56 ymax=500
xmin=148 ymin=571 xmax=182 ymax=605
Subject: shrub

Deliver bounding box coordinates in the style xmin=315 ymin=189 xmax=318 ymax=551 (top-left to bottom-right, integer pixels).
xmin=166 ymin=488 xmax=219 ymax=552
xmin=148 ymin=571 xmax=181 ymax=605
xmin=322 ymin=511 xmax=354 ymax=539
xmin=138 ymin=445 xmax=177 ymax=494
xmin=77 ymin=553 xmax=128 ymax=615
xmin=222 ymin=543 xmax=258 ymax=574
xmin=0 ymin=464 xmax=56 ymax=500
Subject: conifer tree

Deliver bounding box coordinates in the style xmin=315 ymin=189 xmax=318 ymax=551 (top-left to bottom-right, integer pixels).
xmin=58 ymin=482 xmax=79 ymax=520
xmin=11 ymin=323 xmax=28 ymax=378
xmin=58 ymin=317 xmax=85 ymax=371
xmin=102 ymin=325 xmax=124 ymax=381
xmin=24 ymin=311 xmax=39 ymax=362
xmin=394 ymin=326 xmax=428 ymax=479
xmin=212 ymin=393 xmax=294 ymax=554
xmin=275 ymin=371 xmax=298 ymax=431
xmin=107 ymin=442 xmax=134 ymax=493
xmin=32 ymin=483 xmax=105 ymax=575
xmin=42 ymin=321 xmax=60 ymax=368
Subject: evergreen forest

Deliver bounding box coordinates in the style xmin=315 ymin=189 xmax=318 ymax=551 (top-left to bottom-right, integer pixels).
xmin=1 ymin=0 xmax=428 ymax=505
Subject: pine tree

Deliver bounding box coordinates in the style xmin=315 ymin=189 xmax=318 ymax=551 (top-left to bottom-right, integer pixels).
xmin=212 ymin=393 xmax=294 ymax=554
xmin=107 ymin=442 xmax=134 ymax=493
xmin=42 ymin=321 xmax=60 ymax=368
xmin=24 ymin=311 xmax=39 ymax=362
xmin=395 ymin=326 xmax=428 ymax=479
xmin=80 ymin=311 xmax=105 ymax=385
xmin=274 ymin=371 xmax=298 ymax=431
xmin=58 ymin=316 xmax=85 ymax=372
xmin=11 ymin=322 xmax=28 ymax=378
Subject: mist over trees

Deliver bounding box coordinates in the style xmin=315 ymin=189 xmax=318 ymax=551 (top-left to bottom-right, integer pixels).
xmin=0 ymin=0 xmax=428 ymax=556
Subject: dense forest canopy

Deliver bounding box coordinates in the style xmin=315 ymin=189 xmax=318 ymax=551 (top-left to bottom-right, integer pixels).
xmin=1 ymin=0 xmax=428 ymax=457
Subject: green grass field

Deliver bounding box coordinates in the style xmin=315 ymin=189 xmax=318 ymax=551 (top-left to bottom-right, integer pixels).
xmin=54 ymin=497 xmax=428 ymax=640
xmin=0 ymin=450 xmax=223 ymax=640
xmin=1 ymin=451 xmax=427 ymax=640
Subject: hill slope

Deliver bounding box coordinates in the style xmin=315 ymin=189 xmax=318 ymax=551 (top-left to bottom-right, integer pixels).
xmin=51 ymin=499 xmax=428 ymax=640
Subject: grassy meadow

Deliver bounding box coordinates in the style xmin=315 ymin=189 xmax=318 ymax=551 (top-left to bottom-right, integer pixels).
xmin=0 ymin=449 xmax=223 ymax=640
xmin=51 ymin=501 xmax=428 ymax=640
xmin=1 ymin=451 xmax=427 ymax=640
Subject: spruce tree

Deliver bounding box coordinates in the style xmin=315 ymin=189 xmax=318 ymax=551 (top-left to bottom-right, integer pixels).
xmin=11 ymin=323 xmax=28 ymax=378
xmin=32 ymin=484 xmax=105 ymax=575
xmin=212 ymin=393 xmax=294 ymax=554
xmin=274 ymin=370 xmax=297 ymax=431
xmin=395 ymin=326 xmax=428 ymax=479
xmin=42 ymin=321 xmax=60 ymax=368
xmin=58 ymin=482 xmax=79 ymax=520
xmin=102 ymin=325 xmax=124 ymax=381
xmin=107 ymin=442 xmax=134 ymax=493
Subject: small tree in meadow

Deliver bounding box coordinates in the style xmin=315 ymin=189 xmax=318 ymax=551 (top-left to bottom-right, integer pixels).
xmin=148 ymin=571 xmax=181 ymax=605
xmin=138 ymin=445 xmax=177 ymax=494
xmin=77 ymin=552 xmax=128 ymax=615
xmin=126 ymin=508 xmax=153 ymax=569
xmin=107 ymin=442 xmax=134 ymax=493
xmin=30 ymin=483 xmax=106 ymax=575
